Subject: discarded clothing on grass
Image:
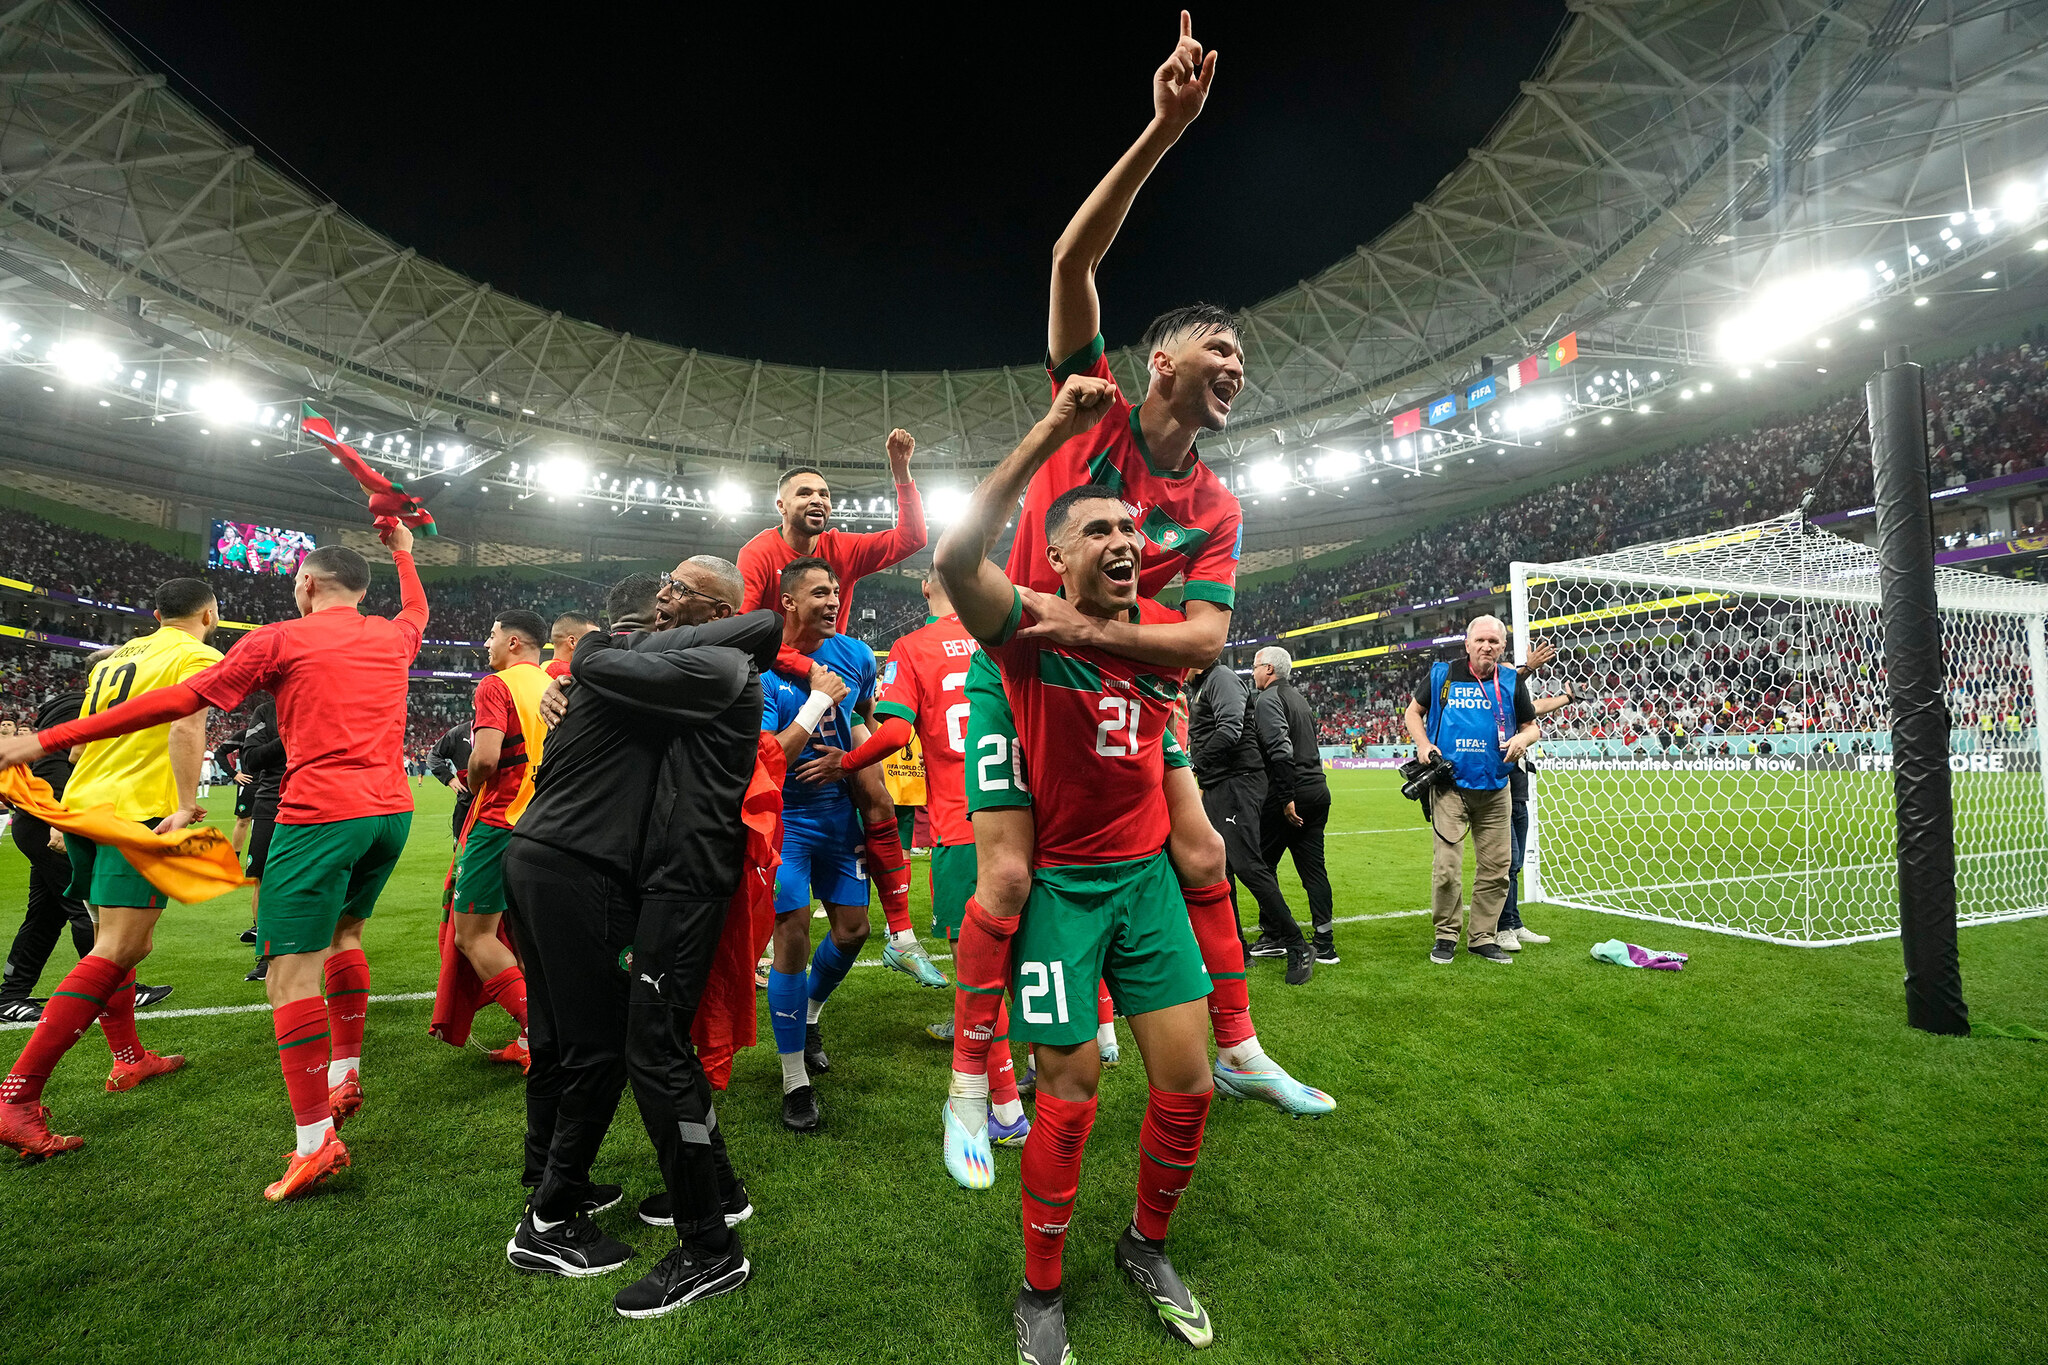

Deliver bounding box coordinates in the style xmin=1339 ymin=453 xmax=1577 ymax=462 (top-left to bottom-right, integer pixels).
xmin=1590 ymin=939 xmax=1688 ymax=971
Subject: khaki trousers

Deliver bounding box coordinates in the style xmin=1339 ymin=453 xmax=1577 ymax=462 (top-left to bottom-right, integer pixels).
xmin=1430 ymin=784 xmax=1513 ymax=948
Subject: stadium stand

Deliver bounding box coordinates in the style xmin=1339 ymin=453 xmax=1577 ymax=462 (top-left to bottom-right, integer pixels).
xmin=0 ymin=335 xmax=2040 ymax=753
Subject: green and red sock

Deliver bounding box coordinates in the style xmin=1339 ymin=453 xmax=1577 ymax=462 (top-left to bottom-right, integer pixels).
xmin=324 ymin=948 xmax=370 ymax=1084
xmin=0 ymin=954 xmax=127 ymax=1106
xmin=1133 ymin=1085 xmax=1211 ymax=1240
xmin=1183 ymin=880 xmax=1254 ymax=1048
xmin=98 ymin=969 xmax=144 ymax=1067
xmin=1021 ymin=1091 xmax=1097 ymax=1291
xmin=863 ymin=818 xmax=913 ymax=937
xmin=481 ymin=965 xmax=528 ymax=1032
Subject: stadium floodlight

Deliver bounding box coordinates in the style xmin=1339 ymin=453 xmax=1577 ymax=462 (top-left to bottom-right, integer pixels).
xmin=710 ymin=483 xmax=751 ymax=514
xmin=49 ymin=340 xmax=118 ymax=385
xmin=923 ymin=486 xmax=969 ymax=526
xmin=191 ymin=382 xmax=256 ymax=424
xmin=1914 ymin=296 xmax=1930 ymax=306
xmin=1250 ymin=459 xmax=1287 ymax=492
xmin=534 ymin=456 xmax=586 ymax=495
xmin=1681 ymin=388 xmax=1695 ymax=400
xmin=1700 ymin=382 xmax=1714 ymax=393
xmin=1949 ymin=210 xmax=1966 ymax=224
xmin=1719 ymin=268 xmax=1870 ymax=357
xmin=1859 ymin=318 xmax=1876 ymax=330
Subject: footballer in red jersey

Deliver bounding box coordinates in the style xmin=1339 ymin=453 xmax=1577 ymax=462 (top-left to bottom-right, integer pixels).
xmin=952 ymin=15 xmax=1332 ymax=1210
xmin=936 ymin=369 xmax=1222 ymax=1361
xmin=735 ymin=430 xmax=938 ymax=980
xmin=838 ymin=575 xmax=1030 ymax=1185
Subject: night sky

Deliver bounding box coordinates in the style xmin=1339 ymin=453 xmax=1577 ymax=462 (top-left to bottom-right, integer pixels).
xmin=92 ymin=3 xmax=1564 ymax=371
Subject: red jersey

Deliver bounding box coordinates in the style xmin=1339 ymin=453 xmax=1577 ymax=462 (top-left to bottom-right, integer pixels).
xmin=1006 ymin=334 xmax=1242 ymax=609
xmin=979 ymin=589 xmax=1185 ymax=867
xmin=544 ymin=658 xmax=571 ymax=679
xmin=872 ymin=614 xmax=979 ymax=847
xmin=470 ymin=664 xmax=542 ymax=830
xmin=187 ymin=551 xmax=427 ymax=825
xmin=737 ymin=482 xmax=927 ymax=633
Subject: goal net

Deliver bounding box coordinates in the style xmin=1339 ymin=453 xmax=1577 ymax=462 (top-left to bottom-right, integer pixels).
xmin=1511 ymin=514 xmax=2048 ymax=946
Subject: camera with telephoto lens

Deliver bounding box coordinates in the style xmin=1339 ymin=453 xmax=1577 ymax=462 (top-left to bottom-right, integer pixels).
xmin=1398 ymin=754 xmax=1455 ymax=802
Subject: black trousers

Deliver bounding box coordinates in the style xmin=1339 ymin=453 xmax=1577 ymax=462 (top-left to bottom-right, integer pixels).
xmin=1261 ymin=785 xmax=1335 ymax=942
xmin=502 ymin=838 xmax=636 ymax=1220
xmin=1200 ymin=771 xmax=1303 ymax=947
xmin=1 ymin=813 xmax=94 ymax=1003
xmin=626 ymin=894 xmax=741 ymax=1255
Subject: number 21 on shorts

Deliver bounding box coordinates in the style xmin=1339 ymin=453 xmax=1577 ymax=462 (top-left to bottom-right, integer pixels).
xmin=1018 ymin=960 xmax=1070 ymax=1025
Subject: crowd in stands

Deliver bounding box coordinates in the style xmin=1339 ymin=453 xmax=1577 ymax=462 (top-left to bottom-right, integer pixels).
xmin=1227 ymin=335 xmax=2048 ymax=643
xmin=1 ymin=332 xmax=2042 ymax=755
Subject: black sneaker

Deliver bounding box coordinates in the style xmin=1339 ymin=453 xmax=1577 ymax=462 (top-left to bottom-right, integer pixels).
xmin=505 ymin=1209 xmax=634 ymax=1277
xmin=238 ymin=927 xmax=258 ymax=945
xmin=132 ymin=983 xmax=173 ymax=1009
xmin=1313 ymin=938 xmax=1341 ymax=965
xmin=576 ymin=1183 xmax=623 ymax=1217
xmin=1245 ymin=935 xmax=1288 ymax=959
xmin=637 ymin=1185 xmax=754 ymax=1228
xmin=245 ymin=957 xmax=269 ymax=983
xmin=613 ymin=1242 xmax=750 ymax=1319
xmin=1014 ymin=1284 xmax=1074 ymax=1365
xmin=0 ymin=999 xmax=41 ymax=1024
xmin=803 ymin=1022 xmax=831 ymax=1075
xmin=1283 ymin=941 xmax=1314 ymax=987
xmin=1114 ymin=1226 xmax=1214 ymax=1347
xmin=1469 ymin=943 xmax=1514 ymax=964
xmin=1429 ymin=940 xmax=1456 ymax=965
xmin=781 ymin=1084 xmax=823 ymax=1134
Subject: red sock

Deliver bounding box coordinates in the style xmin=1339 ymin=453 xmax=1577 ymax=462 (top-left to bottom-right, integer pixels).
xmin=481 ymin=965 xmax=528 ymax=1031
xmin=1021 ymin=1091 xmax=1097 ymax=1291
xmin=987 ymin=997 xmax=1019 ymax=1106
xmin=273 ymin=996 xmax=332 ymax=1128
xmin=1096 ymin=978 xmax=1113 ymax=1026
xmin=863 ymin=818 xmax=912 ymax=937
xmin=1184 ymin=880 xmax=1254 ymax=1048
xmin=0 ymin=955 xmax=128 ymax=1105
xmin=1134 ymin=1085 xmax=1212 ymax=1240
xmin=951 ymin=896 xmax=1018 ymax=1076
xmin=324 ymin=948 xmax=371 ymax=1063
xmin=98 ymin=969 xmax=144 ymax=1066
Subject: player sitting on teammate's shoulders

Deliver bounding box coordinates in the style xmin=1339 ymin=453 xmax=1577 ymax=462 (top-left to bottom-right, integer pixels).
xmin=936 ymin=370 xmax=1223 ymax=1363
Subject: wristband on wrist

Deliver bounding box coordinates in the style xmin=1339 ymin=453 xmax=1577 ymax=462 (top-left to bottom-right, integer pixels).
xmin=795 ymin=690 xmax=834 ymax=733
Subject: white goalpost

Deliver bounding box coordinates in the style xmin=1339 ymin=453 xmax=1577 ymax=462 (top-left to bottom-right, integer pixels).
xmin=1510 ymin=514 xmax=2048 ymax=946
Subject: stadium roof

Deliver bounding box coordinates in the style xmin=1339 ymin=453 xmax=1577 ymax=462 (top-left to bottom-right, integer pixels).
xmin=0 ymin=0 xmax=2043 ymax=553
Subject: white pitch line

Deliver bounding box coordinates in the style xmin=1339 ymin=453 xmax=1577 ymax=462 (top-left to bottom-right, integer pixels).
xmin=0 ymin=991 xmax=435 ymax=1033
xmin=1326 ymin=827 xmax=1429 ymax=837
xmin=9 ymin=914 xmax=1439 ymax=1033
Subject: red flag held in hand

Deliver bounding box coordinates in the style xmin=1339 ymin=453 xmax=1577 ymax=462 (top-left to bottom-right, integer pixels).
xmin=300 ymin=403 xmax=439 ymax=535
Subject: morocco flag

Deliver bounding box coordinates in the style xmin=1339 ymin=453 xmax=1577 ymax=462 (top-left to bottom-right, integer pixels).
xmin=1546 ymin=332 xmax=1579 ymax=370
xmin=299 ymin=403 xmax=438 ymax=535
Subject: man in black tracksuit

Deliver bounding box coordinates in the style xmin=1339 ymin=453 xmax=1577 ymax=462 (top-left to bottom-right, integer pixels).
xmin=1253 ymin=648 xmax=1338 ymax=963
xmin=1189 ymin=659 xmax=1311 ymax=986
xmin=0 ymin=666 xmax=100 ymax=1021
xmin=502 ymin=561 xmax=778 ymax=1319
xmin=428 ymin=720 xmax=474 ymax=842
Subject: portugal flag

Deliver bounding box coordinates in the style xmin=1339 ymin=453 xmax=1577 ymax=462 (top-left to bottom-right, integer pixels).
xmin=1546 ymin=332 xmax=1579 ymax=370
xmin=299 ymin=403 xmax=438 ymax=535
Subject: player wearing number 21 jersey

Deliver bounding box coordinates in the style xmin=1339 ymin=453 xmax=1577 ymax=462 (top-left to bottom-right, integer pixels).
xmin=934 ymin=367 xmax=1223 ymax=1362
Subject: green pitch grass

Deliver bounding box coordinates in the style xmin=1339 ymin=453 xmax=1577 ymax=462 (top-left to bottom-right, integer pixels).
xmin=0 ymin=773 xmax=2042 ymax=1364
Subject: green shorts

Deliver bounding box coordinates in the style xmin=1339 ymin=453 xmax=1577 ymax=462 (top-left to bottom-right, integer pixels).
xmin=257 ymin=812 xmax=413 ymax=957
xmin=1009 ymin=852 xmax=1210 ymax=1047
xmin=64 ymin=822 xmax=169 ymax=910
xmin=451 ymin=820 xmax=513 ymax=918
xmin=963 ymin=650 xmax=1190 ymax=818
xmin=929 ymin=841 xmax=976 ymax=938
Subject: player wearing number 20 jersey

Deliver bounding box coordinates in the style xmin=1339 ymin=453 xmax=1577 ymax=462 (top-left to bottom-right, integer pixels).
xmin=871 ymin=613 xmax=978 ymax=935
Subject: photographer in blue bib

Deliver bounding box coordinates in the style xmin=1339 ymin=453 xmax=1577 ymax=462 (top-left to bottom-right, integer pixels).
xmin=1402 ymin=616 xmax=1538 ymax=965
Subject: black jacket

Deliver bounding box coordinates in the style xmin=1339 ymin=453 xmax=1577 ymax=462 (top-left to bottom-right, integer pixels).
xmin=31 ymin=689 xmax=84 ymax=797
xmin=1254 ymin=678 xmax=1329 ymax=806
xmin=516 ymin=610 xmax=780 ymax=899
xmin=1189 ymin=663 xmax=1262 ymax=786
xmin=233 ymin=703 xmax=287 ymax=813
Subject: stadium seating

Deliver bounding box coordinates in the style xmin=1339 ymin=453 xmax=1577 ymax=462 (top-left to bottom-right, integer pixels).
xmin=0 ymin=334 xmax=2039 ymax=752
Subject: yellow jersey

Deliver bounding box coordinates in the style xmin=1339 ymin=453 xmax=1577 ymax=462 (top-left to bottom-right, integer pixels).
xmin=67 ymin=627 xmax=223 ymax=821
